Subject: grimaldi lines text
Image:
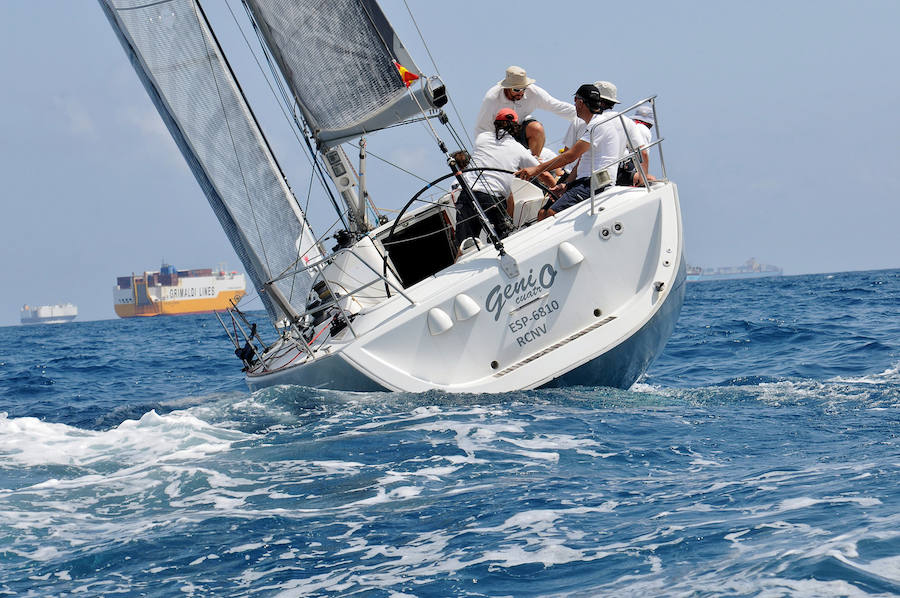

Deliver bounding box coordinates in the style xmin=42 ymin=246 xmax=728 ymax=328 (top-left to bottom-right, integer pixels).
xmin=113 ymin=263 xmax=246 ymax=318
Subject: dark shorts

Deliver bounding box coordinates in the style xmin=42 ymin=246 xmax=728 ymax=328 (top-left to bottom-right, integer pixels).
xmin=616 ymin=159 xmax=636 ymax=186
xmin=514 ymin=117 xmax=539 ymax=149
xmin=455 ymin=190 xmax=511 ymax=248
xmin=549 ymin=178 xmax=592 ymax=213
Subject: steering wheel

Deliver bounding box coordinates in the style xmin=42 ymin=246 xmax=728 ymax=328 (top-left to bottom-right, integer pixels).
xmin=381 ymin=167 xmax=553 ymax=292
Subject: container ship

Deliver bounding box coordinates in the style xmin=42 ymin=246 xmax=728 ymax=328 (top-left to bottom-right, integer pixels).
xmin=686 ymin=258 xmax=783 ymax=282
xmin=114 ymin=263 xmax=246 ymax=318
xmin=20 ymin=303 xmax=78 ymax=325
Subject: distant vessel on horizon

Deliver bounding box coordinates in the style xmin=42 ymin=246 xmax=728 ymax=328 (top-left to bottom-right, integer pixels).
xmin=20 ymin=303 xmax=78 ymax=325
xmin=686 ymin=258 xmax=783 ymax=282
xmin=114 ymin=263 xmax=246 ymax=318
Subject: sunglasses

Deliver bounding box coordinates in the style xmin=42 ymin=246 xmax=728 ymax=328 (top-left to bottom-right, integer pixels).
xmin=510 ymin=87 xmax=526 ymax=93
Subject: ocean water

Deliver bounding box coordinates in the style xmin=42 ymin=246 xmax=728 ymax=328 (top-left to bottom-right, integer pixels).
xmin=1 ymin=269 xmax=899 ymax=597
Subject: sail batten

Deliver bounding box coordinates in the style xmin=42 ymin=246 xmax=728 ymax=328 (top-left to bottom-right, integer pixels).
xmin=100 ymin=0 xmax=323 ymax=322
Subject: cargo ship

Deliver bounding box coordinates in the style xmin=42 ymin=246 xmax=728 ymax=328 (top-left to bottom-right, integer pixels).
xmin=20 ymin=303 xmax=78 ymax=325
xmin=114 ymin=263 xmax=246 ymax=318
xmin=686 ymin=258 xmax=783 ymax=282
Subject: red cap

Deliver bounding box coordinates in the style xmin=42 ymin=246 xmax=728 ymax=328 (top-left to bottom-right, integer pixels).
xmin=494 ymin=108 xmax=519 ymax=123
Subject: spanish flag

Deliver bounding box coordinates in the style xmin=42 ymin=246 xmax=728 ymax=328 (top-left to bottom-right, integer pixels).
xmin=393 ymin=60 xmax=419 ymax=87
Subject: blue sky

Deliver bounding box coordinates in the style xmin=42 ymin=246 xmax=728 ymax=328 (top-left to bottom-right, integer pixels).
xmin=1 ymin=0 xmax=898 ymax=325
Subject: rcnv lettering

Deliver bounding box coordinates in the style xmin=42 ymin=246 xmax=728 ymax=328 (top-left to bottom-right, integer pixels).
xmin=516 ymin=323 xmax=547 ymax=347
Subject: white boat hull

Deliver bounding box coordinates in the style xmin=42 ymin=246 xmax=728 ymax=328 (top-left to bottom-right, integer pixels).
xmin=247 ymin=182 xmax=685 ymax=393
xmin=20 ymin=303 xmax=78 ymax=325
xmin=20 ymin=315 xmax=78 ymax=326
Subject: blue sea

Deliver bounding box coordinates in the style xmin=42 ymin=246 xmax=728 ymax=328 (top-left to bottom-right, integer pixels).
xmin=2 ymin=269 xmax=899 ymax=597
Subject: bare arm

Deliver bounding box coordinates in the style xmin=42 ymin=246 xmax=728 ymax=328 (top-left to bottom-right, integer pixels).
xmin=633 ymin=148 xmax=657 ymax=186
xmin=515 ymin=140 xmax=588 ymax=180
xmin=531 ymin=85 xmax=576 ymax=121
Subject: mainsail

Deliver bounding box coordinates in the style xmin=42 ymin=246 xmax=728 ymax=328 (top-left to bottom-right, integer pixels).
xmin=244 ymin=0 xmax=445 ymax=149
xmin=99 ymin=0 xmax=324 ymax=323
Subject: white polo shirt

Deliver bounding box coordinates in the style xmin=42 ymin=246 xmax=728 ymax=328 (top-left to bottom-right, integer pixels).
xmin=463 ymin=131 xmax=539 ymax=198
xmin=631 ymin=120 xmax=652 ymax=148
xmin=574 ymin=110 xmax=630 ymax=181
xmin=474 ymin=84 xmax=575 ymax=137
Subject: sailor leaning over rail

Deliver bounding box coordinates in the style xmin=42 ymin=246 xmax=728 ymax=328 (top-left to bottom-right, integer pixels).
xmin=616 ymin=103 xmax=657 ymax=186
xmin=474 ymin=66 xmax=576 ymax=158
xmin=514 ymin=83 xmax=632 ymax=220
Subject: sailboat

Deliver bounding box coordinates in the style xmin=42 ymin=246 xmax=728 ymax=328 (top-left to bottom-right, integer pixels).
xmin=98 ymin=0 xmax=685 ymax=393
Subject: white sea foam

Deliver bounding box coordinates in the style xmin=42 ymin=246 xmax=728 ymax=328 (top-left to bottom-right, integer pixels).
xmin=0 ymin=410 xmax=247 ymax=468
xmin=764 ymin=495 xmax=883 ymax=517
xmin=831 ymin=359 xmax=900 ymax=383
xmin=9 ymin=546 xmax=61 ymax=562
xmin=482 ymin=543 xmax=591 ymax=568
xmin=500 ymin=433 xmax=600 ymax=451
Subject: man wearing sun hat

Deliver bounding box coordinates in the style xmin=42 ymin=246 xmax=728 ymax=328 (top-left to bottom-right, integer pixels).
xmin=474 ymin=66 xmax=575 ymax=158
xmin=631 ymin=104 xmax=654 ymax=144
xmin=612 ymin=101 xmax=656 ymax=186
xmin=623 ymin=103 xmax=656 ymax=186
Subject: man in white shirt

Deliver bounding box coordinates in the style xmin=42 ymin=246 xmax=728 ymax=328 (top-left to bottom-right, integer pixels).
xmin=556 ymin=81 xmax=630 ymax=186
xmin=629 ymin=104 xmax=655 ymax=186
xmin=514 ymin=83 xmax=629 ymax=218
xmin=456 ymin=108 xmax=541 ymax=247
xmin=631 ymin=104 xmax=654 ymax=147
xmin=474 ymin=66 xmax=575 ymax=158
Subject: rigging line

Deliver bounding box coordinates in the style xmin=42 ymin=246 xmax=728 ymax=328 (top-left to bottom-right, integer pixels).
xmin=401 ymin=0 xmax=472 ymax=149
xmin=267 ymin=213 xmax=345 ymax=285
xmin=466 ymin=154 xmax=509 ymax=199
xmin=358 ymin=0 xmax=407 ymax=77
xmin=115 ymin=0 xmax=173 ymax=11
xmin=286 ymin=168 xmax=316 ymax=303
xmin=382 ymin=224 xmax=455 ymax=247
xmin=225 ymin=0 xmax=328 ymax=304
xmin=345 ymin=142 xmax=434 ymax=186
xmin=302 ymin=166 xmax=316 ymax=227
xmin=444 ymin=121 xmax=470 ymax=154
xmin=192 ymin=1 xmax=274 ymax=282
xmin=353 ymin=4 xmax=467 ymax=201
xmin=226 ymin=0 xmax=309 ymax=161
xmin=357 ymin=0 xmax=464 ymax=147
xmin=235 ymin=0 xmax=312 ymax=151
xmin=287 ymin=169 xmax=320 ymax=303
xmin=238 ymin=291 xmax=262 ymax=308
xmin=234 ymin=0 xmax=348 ymax=228
xmin=384 ymin=108 xmax=471 ymax=155
xmin=401 ymin=0 xmax=439 ymax=76
xmin=394 ymin=59 xmax=472 ymax=161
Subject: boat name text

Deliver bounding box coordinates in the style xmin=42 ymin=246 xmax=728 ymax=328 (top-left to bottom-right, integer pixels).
xmin=485 ymin=264 xmax=558 ymax=321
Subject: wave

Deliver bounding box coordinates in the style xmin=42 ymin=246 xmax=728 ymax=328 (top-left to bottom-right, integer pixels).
xmin=0 ymin=409 xmax=248 ymax=469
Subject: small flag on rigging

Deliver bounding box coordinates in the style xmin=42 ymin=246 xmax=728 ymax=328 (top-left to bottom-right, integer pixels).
xmin=393 ymin=61 xmax=419 ymax=87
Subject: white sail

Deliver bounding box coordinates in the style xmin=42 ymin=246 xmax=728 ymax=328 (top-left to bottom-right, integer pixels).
xmin=99 ymin=0 xmax=324 ymax=323
xmin=244 ymin=0 xmax=446 ymax=149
